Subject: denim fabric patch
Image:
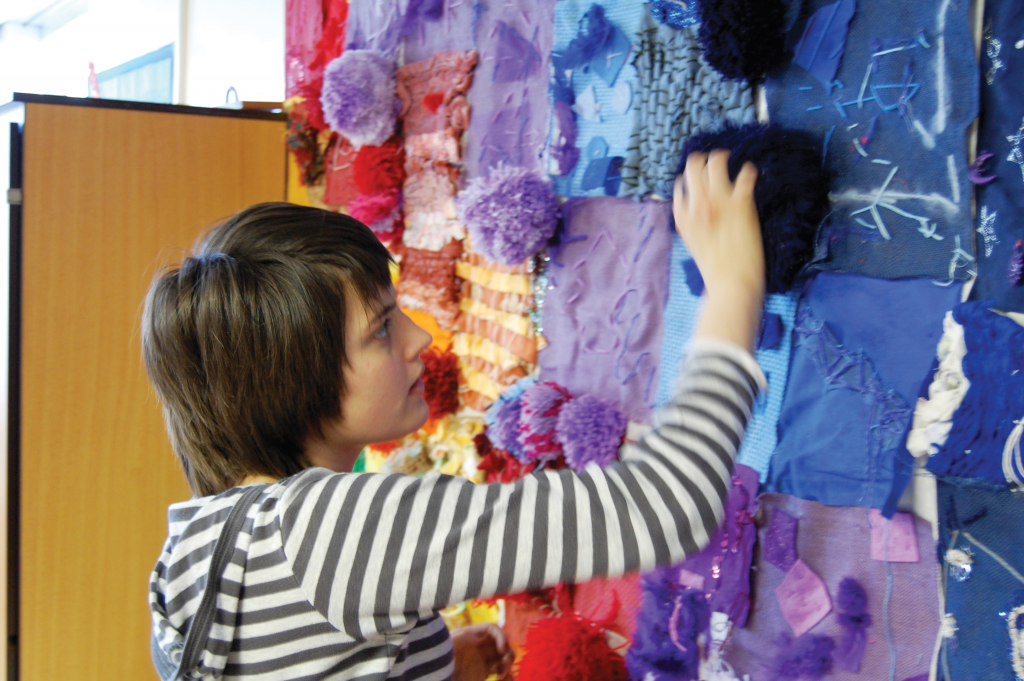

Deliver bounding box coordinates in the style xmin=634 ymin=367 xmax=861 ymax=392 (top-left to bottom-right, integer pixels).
xmin=937 ymin=479 xmax=1024 ymax=681
xmin=765 ymin=0 xmax=979 ymax=281
xmin=969 ymin=0 xmax=1024 ymax=311
xmin=767 ymin=273 xmax=960 ymax=509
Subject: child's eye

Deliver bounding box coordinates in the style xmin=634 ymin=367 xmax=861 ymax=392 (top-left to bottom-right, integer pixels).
xmin=373 ymin=318 xmax=392 ymax=340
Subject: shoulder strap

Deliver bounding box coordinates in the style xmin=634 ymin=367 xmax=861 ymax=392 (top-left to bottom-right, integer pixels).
xmin=152 ymin=484 xmax=268 ymax=681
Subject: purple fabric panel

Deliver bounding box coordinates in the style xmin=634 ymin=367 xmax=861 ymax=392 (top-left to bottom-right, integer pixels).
xmin=402 ymin=0 xmax=476 ymax=63
xmin=538 ymin=197 xmax=672 ymax=425
xmin=725 ymin=494 xmax=939 ymax=681
xmin=463 ymin=0 xmax=556 ymax=179
xmin=659 ymin=464 xmax=761 ymax=627
xmin=764 ymin=508 xmax=799 ymax=571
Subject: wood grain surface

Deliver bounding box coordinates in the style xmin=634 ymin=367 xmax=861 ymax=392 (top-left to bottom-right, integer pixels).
xmin=19 ymin=102 xmax=285 ymax=681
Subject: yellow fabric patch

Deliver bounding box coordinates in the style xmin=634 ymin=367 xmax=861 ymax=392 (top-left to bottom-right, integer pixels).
xmin=460 ymin=298 xmax=533 ymax=337
xmin=452 ymin=333 xmax=521 ymax=371
xmin=459 ymin=360 xmax=501 ymax=401
xmin=455 ymin=261 xmax=531 ymax=295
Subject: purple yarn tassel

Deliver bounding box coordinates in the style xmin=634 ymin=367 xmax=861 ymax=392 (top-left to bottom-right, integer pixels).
xmin=834 ymin=577 xmax=871 ymax=673
xmin=767 ymin=633 xmax=835 ymax=681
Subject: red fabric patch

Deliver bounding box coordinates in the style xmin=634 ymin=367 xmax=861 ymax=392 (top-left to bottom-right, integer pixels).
xmin=322 ymin=135 xmax=359 ymax=207
xmin=422 ymin=92 xmax=445 ymax=114
xmin=475 ymin=434 xmax=535 ymax=483
xmin=353 ymin=137 xmax=406 ymax=195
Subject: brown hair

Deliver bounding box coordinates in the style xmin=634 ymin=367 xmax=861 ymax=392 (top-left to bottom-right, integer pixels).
xmin=142 ymin=202 xmax=393 ymax=497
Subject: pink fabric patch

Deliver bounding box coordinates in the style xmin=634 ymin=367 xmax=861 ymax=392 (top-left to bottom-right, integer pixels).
xmin=775 ymin=559 xmax=832 ymax=636
xmin=868 ymin=509 xmax=920 ymax=563
xmin=677 ymin=569 xmax=705 ymax=591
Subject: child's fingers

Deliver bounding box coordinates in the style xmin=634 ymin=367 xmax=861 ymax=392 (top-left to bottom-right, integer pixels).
xmin=684 ymin=151 xmax=709 ymax=205
xmin=673 ymin=173 xmax=687 ymax=207
xmin=734 ymin=161 xmax=759 ymax=199
xmin=706 ymin=149 xmax=732 ymax=196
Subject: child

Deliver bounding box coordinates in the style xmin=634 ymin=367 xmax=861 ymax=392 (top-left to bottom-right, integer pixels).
xmin=146 ymin=151 xmax=765 ymax=681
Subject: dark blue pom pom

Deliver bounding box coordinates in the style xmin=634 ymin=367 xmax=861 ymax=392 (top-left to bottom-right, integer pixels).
xmin=679 ymin=123 xmax=833 ymax=293
xmin=696 ymin=0 xmax=790 ymax=83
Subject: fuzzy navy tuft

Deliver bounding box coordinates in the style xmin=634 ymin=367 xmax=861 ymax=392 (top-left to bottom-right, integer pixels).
xmin=696 ymin=0 xmax=790 ymax=83
xmin=679 ymin=123 xmax=832 ymax=293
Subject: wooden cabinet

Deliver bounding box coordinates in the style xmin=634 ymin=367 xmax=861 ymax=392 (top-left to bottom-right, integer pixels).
xmin=4 ymin=94 xmax=286 ymax=681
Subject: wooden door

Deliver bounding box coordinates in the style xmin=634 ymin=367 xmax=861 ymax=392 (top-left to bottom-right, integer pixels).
xmin=17 ymin=98 xmax=285 ymax=681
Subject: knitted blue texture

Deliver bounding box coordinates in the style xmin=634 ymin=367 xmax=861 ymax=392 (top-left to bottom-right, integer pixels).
xmin=926 ymin=302 xmax=1024 ymax=484
xmin=620 ymin=8 xmax=756 ymax=200
xmin=656 ymin=232 xmax=797 ymax=479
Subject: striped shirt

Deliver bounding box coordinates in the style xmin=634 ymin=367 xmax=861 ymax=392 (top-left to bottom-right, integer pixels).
xmin=149 ymin=342 xmax=765 ymax=680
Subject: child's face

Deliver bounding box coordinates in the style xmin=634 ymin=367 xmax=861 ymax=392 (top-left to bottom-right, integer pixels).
xmin=316 ymin=285 xmax=433 ymax=459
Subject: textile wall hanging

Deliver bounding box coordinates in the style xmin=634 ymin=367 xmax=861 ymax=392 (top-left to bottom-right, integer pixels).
xmin=969 ymin=0 xmax=1024 ymax=311
xmin=765 ymin=0 xmax=980 ymax=281
xmin=657 ymin=233 xmax=798 ymax=478
xmin=726 ymin=493 xmax=940 ymax=681
xmin=538 ymin=197 xmax=674 ymax=425
xmin=768 ymin=273 xmax=960 ymax=509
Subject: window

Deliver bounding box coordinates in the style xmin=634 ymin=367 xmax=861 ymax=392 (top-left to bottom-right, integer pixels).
xmin=96 ymin=43 xmax=173 ymax=104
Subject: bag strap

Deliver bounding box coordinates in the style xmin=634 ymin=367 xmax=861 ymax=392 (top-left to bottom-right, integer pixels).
xmin=153 ymin=484 xmax=268 ymax=681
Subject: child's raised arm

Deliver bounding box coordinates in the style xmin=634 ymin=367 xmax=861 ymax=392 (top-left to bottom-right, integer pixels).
xmin=276 ymin=153 xmax=767 ymax=641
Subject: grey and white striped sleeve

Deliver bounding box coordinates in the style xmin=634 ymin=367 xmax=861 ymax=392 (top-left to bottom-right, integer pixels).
xmin=278 ymin=340 xmax=766 ymax=641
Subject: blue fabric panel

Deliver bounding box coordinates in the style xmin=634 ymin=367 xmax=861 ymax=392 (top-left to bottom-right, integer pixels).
xmin=970 ymin=0 xmax=1024 ymax=311
xmin=767 ymin=273 xmax=961 ymax=509
xmin=765 ymin=0 xmax=979 ymax=281
xmin=937 ymin=479 xmax=1024 ymax=681
xmin=656 ymin=232 xmax=797 ymax=480
xmin=550 ymin=0 xmax=643 ymax=198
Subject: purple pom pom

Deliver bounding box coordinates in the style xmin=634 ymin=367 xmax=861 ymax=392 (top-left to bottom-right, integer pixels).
xmin=836 ymin=577 xmax=868 ymax=614
xmin=697 ymin=0 xmax=790 ymax=83
xmin=680 ymin=124 xmax=832 ymax=293
xmin=768 ymin=633 xmax=835 ymax=681
xmin=320 ymin=50 xmax=397 ymax=148
xmin=457 ymin=165 xmax=560 ymax=266
xmin=490 ymin=397 xmax=527 ymax=462
xmin=555 ymin=394 xmax=627 ymax=470
xmin=517 ymin=381 xmax=572 ymax=463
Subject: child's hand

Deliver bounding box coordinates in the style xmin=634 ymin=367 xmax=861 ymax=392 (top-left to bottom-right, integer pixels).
xmin=674 ymin=151 xmax=766 ymax=351
xmin=451 ymin=623 xmax=515 ymax=681
xmin=673 ymin=150 xmax=765 ymax=300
